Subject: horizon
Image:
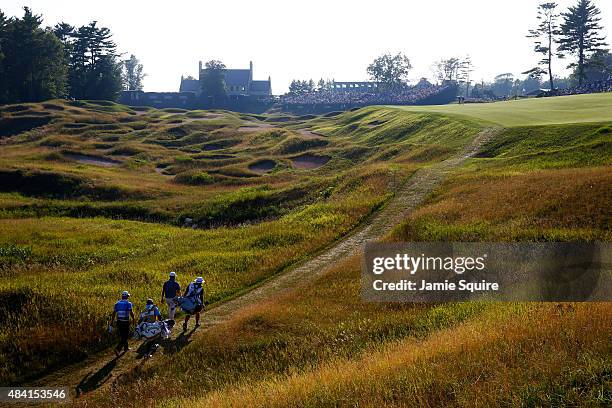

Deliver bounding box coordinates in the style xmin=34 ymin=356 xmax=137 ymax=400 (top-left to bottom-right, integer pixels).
xmin=2 ymin=0 xmax=611 ymax=94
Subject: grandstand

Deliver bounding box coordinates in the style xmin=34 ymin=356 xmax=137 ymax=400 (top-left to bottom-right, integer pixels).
xmin=280 ymin=83 xmax=458 ymax=114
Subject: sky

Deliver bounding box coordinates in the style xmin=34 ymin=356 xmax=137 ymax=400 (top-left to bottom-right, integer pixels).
xmin=2 ymin=0 xmax=611 ymax=94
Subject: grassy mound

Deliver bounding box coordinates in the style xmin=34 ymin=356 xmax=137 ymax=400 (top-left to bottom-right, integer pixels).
xmin=77 ymin=95 xmax=611 ymax=407
xmin=0 ymin=100 xmax=470 ymax=384
xmin=1 ymin=95 xmax=610 ymax=403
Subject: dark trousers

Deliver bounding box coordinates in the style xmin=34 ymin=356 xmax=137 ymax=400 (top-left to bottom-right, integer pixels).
xmin=116 ymin=320 xmax=130 ymax=352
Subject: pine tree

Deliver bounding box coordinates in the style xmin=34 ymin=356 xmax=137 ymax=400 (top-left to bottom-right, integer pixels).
xmin=317 ymin=78 xmax=326 ymax=92
xmin=67 ymin=21 xmax=123 ymax=100
xmin=0 ymin=7 xmax=67 ymax=102
xmin=557 ymin=0 xmax=608 ymax=85
xmin=0 ymin=10 xmax=7 ymax=103
xmin=524 ymin=2 xmax=559 ymax=90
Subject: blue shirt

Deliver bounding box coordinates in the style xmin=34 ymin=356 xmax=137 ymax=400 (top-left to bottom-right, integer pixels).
xmin=163 ymin=280 xmax=181 ymax=298
xmin=114 ymin=299 xmax=132 ymax=321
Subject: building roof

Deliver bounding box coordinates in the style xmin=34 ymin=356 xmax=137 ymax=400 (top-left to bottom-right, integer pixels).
xmin=250 ymin=80 xmax=271 ymax=92
xmin=224 ymin=69 xmax=251 ymax=86
xmin=180 ymin=78 xmax=200 ymax=93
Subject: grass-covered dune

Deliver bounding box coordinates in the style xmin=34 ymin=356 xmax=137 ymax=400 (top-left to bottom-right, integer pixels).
xmin=76 ymin=94 xmax=610 ymax=408
xmin=0 ymin=100 xmax=480 ymax=384
xmin=1 ymin=94 xmax=610 ymax=405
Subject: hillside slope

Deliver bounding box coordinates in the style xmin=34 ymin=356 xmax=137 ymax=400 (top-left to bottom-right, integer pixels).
xmin=1 ymin=95 xmax=610 ymax=407
xmin=90 ymin=95 xmax=610 ymax=408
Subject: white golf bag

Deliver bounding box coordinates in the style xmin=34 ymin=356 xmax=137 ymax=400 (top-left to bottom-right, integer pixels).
xmin=133 ymin=319 xmax=175 ymax=340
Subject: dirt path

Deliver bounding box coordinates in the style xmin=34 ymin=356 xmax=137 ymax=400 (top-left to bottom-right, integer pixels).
xmin=33 ymin=127 xmax=499 ymax=398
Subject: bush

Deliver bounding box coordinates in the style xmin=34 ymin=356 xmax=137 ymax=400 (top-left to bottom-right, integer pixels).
xmin=174 ymin=171 xmax=214 ymax=185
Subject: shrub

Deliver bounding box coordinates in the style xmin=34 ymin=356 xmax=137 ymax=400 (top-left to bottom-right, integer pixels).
xmin=174 ymin=171 xmax=214 ymax=185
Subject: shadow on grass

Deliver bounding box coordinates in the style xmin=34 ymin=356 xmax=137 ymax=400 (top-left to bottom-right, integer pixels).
xmin=75 ymin=355 xmax=119 ymax=397
xmin=161 ymin=328 xmax=196 ymax=355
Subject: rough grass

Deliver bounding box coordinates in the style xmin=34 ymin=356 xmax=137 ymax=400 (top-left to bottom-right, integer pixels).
xmin=0 ymin=101 xmax=449 ymax=226
xmin=177 ymin=301 xmax=611 ymax=408
xmin=470 ymin=122 xmax=612 ymax=170
xmin=2 ymin=98 xmax=610 ymax=406
xmin=0 ymin=101 xmax=463 ymax=385
xmin=0 ymin=193 xmax=377 ymax=384
xmin=81 ymin=103 xmax=611 ymax=407
xmin=86 ymin=256 xmax=491 ymax=407
xmin=392 ymin=120 xmax=612 ymax=242
xmin=392 ymin=166 xmax=612 ymax=242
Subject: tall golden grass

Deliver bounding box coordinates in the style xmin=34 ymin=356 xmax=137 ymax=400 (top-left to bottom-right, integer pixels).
xmin=172 ymin=301 xmax=611 ymax=407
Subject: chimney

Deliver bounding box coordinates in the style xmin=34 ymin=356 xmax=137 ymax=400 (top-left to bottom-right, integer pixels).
xmin=199 ymin=60 xmax=202 ymax=71
xmin=249 ymin=61 xmax=253 ymax=82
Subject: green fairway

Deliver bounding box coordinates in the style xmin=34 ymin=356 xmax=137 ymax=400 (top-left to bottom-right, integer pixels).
xmin=393 ymin=93 xmax=612 ymax=126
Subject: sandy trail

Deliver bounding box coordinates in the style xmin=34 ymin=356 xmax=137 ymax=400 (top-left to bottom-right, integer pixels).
xmin=33 ymin=127 xmax=499 ymax=398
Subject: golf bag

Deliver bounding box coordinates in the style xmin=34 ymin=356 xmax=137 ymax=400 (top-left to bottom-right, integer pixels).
xmin=174 ymin=296 xmax=203 ymax=315
xmin=133 ymin=319 xmax=175 ymax=340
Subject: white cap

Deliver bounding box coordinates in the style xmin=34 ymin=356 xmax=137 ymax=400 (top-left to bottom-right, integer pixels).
xmin=121 ymin=290 xmax=130 ymax=297
xmin=195 ymin=277 xmax=204 ymax=284
xmin=169 ymin=271 xmax=176 ymax=277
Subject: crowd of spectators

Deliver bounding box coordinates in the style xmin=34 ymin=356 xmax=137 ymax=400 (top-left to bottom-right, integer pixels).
xmin=546 ymin=76 xmax=612 ymax=96
xmin=281 ymin=84 xmax=448 ymax=106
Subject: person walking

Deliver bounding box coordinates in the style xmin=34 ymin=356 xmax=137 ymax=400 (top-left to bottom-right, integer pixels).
xmin=182 ymin=277 xmax=204 ymax=331
xmin=139 ymin=298 xmax=162 ymax=324
xmin=109 ymin=290 xmax=135 ymax=357
xmin=161 ymin=271 xmax=181 ymax=320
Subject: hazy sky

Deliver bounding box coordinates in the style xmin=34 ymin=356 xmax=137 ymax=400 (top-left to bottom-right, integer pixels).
xmin=2 ymin=0 xmax=611 ymax=93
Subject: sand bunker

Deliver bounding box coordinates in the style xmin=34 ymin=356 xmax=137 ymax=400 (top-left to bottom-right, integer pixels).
xmin=237 ymin=122 xmax=275 ymax=132
xmin=296 ymin=129 xmax=323 ymax=139
xmin=64 ymin=153 xmax=120 ymax=167
xmin=248 ymin=160 xmax=276 ymax=174
xmin=291 ymin=154 xmax=330 ymax=169
xmin=155 ymin=167 xmax=173 ymax=176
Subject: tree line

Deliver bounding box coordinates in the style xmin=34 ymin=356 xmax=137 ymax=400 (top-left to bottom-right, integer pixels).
xmin=0 ymin=7 xmax=145 ymax=104
xmin=524 ymin=0 xmax=608 ymax=89
xmin=286 ymin=0 xmax=608 ymax=98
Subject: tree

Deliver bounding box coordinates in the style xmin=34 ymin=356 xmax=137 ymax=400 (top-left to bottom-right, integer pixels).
xmin=200 ymin=60 xmax=227 ymax=105
xmin=0 ymin=10 xmax=7 ymax=102
xmin=122 ymin=54 xmax=145 ymax=90
xmin=458 ymin=56 xmax=474 ymax=97
xmin=557 ymin=0 xmax=608 ymax=85
xmin=367 ymin=53 xmax=412 ymax=88
xmin=0 ymin=7 xmax=67 ymax=103
xmin=524 ymin=2 xmax=559 ymax=90
xmin=580 ymin=50 xmax=612 ymax=82
xmin=522 ymin=75 xmax=543 ymax=94
xmin=317 ymin=78 xmax=326 ymax=92
xmin=64 ymin=21 xmax=123 ymax=100
xmin=434 ymin=57 xmax=461 ymax=83
xmin=491 ymin=73 xmax=515 ymax=97
xmin=308 ymin=79 xmax=315 ymax=92
xmin=53 ymin=22 xmax=74 ymax=44
xmin=288 ymin=79 xmax=315 ymax=95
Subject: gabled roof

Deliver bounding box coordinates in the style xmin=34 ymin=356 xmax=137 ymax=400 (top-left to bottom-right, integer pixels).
xmin=180 ymin=78 xmax=200 ymax=93
xmin=250 ymin=80 xmax=271 ymax=92
xmin=224 ymin=69 xmax=251 ymax=86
